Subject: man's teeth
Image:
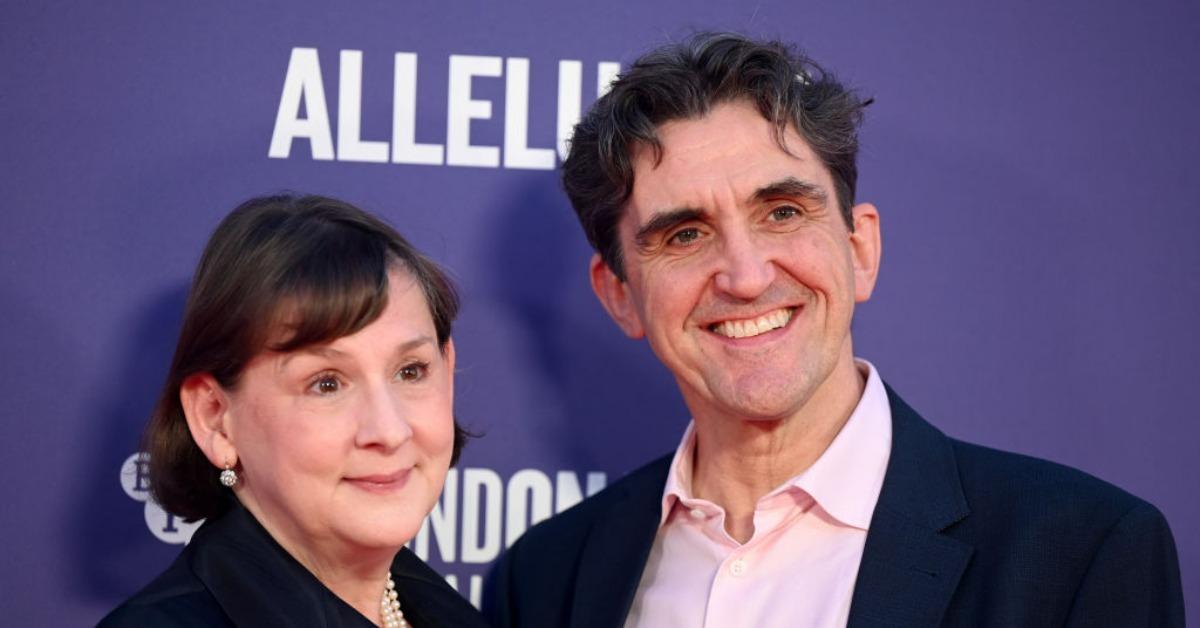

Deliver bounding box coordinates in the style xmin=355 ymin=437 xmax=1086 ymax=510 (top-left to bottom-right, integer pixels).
xmin=711 ymin=308 xmax=793 ymax=339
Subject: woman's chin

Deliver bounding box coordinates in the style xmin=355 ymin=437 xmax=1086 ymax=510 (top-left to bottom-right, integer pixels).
xmin=332 ymin=509 xmax=426 ymax=552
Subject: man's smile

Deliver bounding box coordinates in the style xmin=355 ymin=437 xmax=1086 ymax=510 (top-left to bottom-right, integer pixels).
xmin=707 ymin=306 xmax=797 ymax=339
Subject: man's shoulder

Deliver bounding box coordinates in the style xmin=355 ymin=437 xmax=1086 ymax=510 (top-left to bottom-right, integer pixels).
xmin=485 ymin=454 xmax=672 ymax=626
xmin=499 ymin=452 xmax=671 ymax=577
xmin=926 ymin=433 xmax=1182 ymax=625
xmin=887 ymin=386 xmax=1158 ymax=530
xmin=518 ymin=453 xmax=672 ymax=549
xmin=951 ymin=437 xmax=1147 ymax=513
xmin=943 ymin=436 xmax=1169 ymax=546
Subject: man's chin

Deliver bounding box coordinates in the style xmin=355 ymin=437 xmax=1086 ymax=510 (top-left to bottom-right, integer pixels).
xmin=710 ymin=390 xmax=809 ymax=423
xmin=680 ymin=372 xmax=815 ymax=422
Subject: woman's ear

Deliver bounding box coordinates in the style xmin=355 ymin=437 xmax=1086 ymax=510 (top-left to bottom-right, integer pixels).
xmin=444 ymin=337 xmax=456 ymax=402
xmin=179 ymin=373 xmax=238 ymax=470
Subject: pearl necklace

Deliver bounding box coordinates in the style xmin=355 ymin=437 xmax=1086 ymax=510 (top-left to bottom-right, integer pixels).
xmin=381 ymin=574 xmax=410 ymax=628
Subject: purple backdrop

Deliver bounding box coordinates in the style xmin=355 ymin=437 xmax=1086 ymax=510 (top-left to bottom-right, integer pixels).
xmin=2 ymin=1 xmax=1196 ymax=624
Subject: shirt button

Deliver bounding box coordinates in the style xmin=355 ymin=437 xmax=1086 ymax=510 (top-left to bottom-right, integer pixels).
xmin=688 ymin=508 xmax=706 ymax=520
xmin=730 ymin=558 xmax=747 ymax=577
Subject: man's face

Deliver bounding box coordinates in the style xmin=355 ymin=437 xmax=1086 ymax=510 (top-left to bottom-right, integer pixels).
xmin=591 ymin=100 xmax=881 ymax=423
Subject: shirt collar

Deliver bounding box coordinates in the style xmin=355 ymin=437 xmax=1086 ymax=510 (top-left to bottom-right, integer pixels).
xmin=660 ymin=358 xmax=893 ymax=531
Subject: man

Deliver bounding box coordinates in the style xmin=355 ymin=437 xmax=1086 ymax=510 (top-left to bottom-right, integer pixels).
xmin=486 ymin=33 xmax=1184 ymax=627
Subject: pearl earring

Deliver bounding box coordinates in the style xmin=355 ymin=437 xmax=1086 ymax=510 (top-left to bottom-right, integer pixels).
xmin=219 ymin=462 xmax=238 ymax=487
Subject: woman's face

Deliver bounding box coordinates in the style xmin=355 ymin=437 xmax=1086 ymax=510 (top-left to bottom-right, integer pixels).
xmin=225 ymin=268 xmax=455 ymax=562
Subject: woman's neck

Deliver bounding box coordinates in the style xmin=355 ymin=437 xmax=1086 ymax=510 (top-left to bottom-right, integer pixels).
xmin=309 ymin=557 xmax=394 ymax=625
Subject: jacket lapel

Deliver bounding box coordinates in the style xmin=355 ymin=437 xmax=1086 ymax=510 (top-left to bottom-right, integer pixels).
xmin=848 ymin=387 xmax=974 ymax=628
xmin=191 ymin=505 xmax=346 ymax=627
xmin=570 ymin=456 xmax=671 ymax=628
xmin=391 ymin=548 xmax=489 ymax=627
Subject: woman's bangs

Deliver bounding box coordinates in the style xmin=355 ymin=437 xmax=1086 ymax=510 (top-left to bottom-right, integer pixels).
xmin=266 ymin=242 xmax=392 ymax=353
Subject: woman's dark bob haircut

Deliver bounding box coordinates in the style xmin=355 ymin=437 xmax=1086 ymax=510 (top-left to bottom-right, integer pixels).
xmin=143 ymin=194 xmax=465 ymax=522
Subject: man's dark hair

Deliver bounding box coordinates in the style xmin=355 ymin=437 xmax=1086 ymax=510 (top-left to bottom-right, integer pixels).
xmin=143 ymin=194 xmax=467 ymax=522
xmin=562 ymin=32 xmax=870 ymax=279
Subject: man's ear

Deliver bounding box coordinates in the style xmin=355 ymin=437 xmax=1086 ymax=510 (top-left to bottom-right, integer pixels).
xmin=179 ymin=373 xmax=238 ymax=470
xmin=589 ymin=253 xmax=646 ymax=339
xmin=848 ymin=203 xmax=882 ymax=302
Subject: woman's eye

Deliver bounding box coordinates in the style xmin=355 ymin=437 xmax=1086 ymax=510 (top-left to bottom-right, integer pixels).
xmin=668 ymin=227 xmax=701 ymax=246
xmin=770 ymin=205 xmax=800 ymax=221
xmin=310 ymin=374 xmax=342 ymax=395
xmin=397 ymin=362 xmax=429 ymax=382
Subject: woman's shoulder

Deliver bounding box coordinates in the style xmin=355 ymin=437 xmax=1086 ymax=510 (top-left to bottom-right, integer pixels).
xmin=97 ymin=592 xmax=232 ymax=628
xmin=96 ymin=554 xmax=233 ymax=628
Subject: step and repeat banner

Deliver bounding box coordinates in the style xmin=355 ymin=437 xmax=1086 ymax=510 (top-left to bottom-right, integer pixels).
xmin=3 ymin=1 xmax=1197 ymax=624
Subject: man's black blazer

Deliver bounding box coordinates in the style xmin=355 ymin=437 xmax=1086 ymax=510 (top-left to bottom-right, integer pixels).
xmin=486 ymin=386 xmax=1184 ymax=627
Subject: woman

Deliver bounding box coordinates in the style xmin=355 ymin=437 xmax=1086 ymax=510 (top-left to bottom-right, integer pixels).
xmin=100 ymin=195 xmax=489 ymax=627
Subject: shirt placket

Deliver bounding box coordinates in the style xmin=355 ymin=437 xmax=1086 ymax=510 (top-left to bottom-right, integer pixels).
xmin=698 ymin=490 xmax=807 ymax=627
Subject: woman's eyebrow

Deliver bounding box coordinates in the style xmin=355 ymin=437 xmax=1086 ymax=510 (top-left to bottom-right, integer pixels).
xmin=276 ymin=336 xmax=436 ymax=371
xmin=391 ymin=336 xmax=435 ymax=357
xmin=278 ymin=345 xmax=347 ymax=370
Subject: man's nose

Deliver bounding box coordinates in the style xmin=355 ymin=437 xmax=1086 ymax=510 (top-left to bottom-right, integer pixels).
xmin=713 ymin=230 xmax=776 ymax=299
xmin=356 ymin=383 xmax=414 ymax=450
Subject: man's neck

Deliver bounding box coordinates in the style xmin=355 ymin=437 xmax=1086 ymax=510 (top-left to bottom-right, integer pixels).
xmin=688 ymin=358 xmax=867 ymax=544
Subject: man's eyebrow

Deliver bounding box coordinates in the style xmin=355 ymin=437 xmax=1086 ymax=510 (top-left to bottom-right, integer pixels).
xmin=633 ymin=208 xmax=706 ymax=248
xmin=751 ymin=177 xmax=827 ymax=205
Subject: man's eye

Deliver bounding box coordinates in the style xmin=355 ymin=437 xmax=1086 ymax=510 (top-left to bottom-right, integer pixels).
xmin=668 ymin=227 xmax=701 ymax=245
xmin=397 ymin=362 xmax=429 ymax=382
xmin=770 ymin=205 xmax=801 ymax=221
xmin=310 ymin=374 xmax=342 ymax=395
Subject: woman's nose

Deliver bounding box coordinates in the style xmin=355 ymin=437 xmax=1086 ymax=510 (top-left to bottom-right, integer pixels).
xmin=356 ymin=384 xmax=414 ymax=450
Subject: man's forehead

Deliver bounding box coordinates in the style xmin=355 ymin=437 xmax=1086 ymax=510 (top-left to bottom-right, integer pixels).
xmin=626 ymin=132 xmax=826 ymax=213
xmin=633 ymin=106 xmax=821 ymax=178
xmin=654 ymin=100 xmax=811 ymax=146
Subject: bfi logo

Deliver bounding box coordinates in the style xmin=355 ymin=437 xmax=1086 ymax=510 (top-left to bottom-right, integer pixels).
xmin=119 ymin=452 xmax=202 ymax=544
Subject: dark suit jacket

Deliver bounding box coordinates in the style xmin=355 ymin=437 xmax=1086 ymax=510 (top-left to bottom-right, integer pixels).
xmin=486 ymin=387 xmax=1184 ymax=627
xmin=98 ymin=502 xmax=488 ymax=628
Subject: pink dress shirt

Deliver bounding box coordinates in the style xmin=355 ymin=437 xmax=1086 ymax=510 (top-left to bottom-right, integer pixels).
xmin=624 ymin=360 xmax=893 ymax=628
